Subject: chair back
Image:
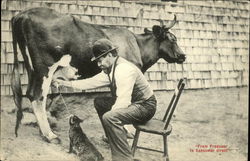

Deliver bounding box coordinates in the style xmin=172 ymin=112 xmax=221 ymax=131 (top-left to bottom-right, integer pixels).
xmin=163 ymin=79 xmax=185 ymax=130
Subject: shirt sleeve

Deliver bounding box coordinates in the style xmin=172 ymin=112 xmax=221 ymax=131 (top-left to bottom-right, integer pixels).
xmin=70 ymin=71 xmax=110 ymax=90
xmin=112 ymin=63 xmax=137 ymax=110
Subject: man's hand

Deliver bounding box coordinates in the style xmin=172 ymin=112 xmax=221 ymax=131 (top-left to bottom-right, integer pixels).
xmin=51 ymin=79 xmax=64 ymax=88
xmin=52 ymin=79 xmax=72 ymax=88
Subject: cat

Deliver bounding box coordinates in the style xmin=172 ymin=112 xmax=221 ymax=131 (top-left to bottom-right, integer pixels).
xmin=69 ymin=115 xmax=104 ymax=161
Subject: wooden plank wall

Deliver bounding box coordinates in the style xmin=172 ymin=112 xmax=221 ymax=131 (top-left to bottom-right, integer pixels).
xmin=1 ymin=0 xmax=249 ymax=95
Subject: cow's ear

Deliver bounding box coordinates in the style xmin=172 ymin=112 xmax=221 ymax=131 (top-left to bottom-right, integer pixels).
xmin=144 ymin=28 xmax=152 ymax=34
xmin=152 ymin=25 xmax=162 ymax=37
xmin=69 ymin=117 xmax=75 ymax=125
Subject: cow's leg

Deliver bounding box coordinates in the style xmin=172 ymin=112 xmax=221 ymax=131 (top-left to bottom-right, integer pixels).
xmin=30 ymin=65 xmax=60 ymax=142
xmin=21 ymin=43 xmax=59 ymax=142
xmin=31 ymin=55 xmax=73 ymax=143
xmin=31 ymin=100 xmax=59 ymax=142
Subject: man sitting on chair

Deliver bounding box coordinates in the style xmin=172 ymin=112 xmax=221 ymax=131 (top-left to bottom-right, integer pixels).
xmin=55 ymin=38 xmax=157 ymax=161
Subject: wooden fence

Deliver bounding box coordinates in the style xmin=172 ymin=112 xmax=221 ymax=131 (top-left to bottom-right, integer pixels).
xmin=1 ymin=0 xmax=249 ymax=95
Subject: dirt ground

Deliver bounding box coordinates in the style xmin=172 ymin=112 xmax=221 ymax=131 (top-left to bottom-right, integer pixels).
xmin=0 ymin=87 xmax=248 ymax=161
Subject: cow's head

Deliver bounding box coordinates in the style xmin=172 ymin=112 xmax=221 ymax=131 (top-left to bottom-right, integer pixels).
xmin=145 ymin=15 xmax=186 ymax=64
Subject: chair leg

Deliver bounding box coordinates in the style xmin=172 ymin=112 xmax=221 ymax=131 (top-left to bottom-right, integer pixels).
xmin=163 ymin=135 xmax=169 ymax=161
xmin=131 ymin=130 xmax=140 ymax=156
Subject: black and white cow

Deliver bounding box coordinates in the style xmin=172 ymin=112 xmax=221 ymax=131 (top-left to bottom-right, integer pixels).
xmin=11 ymin=7 xmax=185 ymax=143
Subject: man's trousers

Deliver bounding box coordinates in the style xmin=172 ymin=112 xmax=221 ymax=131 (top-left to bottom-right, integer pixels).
xmin=94 ymin=95 xmax=157 ymax=161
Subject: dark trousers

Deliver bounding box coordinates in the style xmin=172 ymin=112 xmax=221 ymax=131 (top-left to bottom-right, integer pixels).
xmin=94 ymin=95 xmax=157 ymax=161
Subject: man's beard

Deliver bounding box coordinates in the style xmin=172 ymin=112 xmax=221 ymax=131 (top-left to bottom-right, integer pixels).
xmin=102 ymin=67 xmax=112 ymax=74
xmin=102 ymin=68 xmax=108 ymax=74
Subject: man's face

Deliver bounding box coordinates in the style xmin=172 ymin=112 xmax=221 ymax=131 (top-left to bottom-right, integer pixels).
xmin=97 ymin=53 xmax=113 ymax=74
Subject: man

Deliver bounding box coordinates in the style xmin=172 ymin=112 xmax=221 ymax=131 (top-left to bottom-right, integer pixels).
xmin=55 ymin=38 xmax=157 ymax=161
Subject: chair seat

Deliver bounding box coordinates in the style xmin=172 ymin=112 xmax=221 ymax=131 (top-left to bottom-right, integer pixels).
xmin=133 ymin=119 xmax=172 ymax=135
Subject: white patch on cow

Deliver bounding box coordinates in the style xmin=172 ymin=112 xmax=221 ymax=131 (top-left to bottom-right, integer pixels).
xmin=55 ymin=45 xmax=62 ymax=50
xmin=41 ymin=54 xmax=74 ymax=96
xmin=58 ymin=54 xmax=72 ymax=67
xmin=26 ymin=47 xmax=34 ymax=71
xmin=31 ymin=100 xmax=58 ymax=140
xmin=35 ymin=54 xmax=75 ymax=140
xmin=53 ymin=66 xmax=79 ymax=81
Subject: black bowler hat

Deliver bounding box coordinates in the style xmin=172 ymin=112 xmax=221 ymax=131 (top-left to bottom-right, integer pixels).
xmin=91 ymin=38 xmax=118 ymax=61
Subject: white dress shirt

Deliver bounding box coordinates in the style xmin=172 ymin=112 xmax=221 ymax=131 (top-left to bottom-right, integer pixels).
xmin=70 ymin=57 xmax=153 ymax=110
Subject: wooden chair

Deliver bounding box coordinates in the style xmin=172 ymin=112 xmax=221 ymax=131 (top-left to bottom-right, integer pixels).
xmin=131 ymin=78 xmax=185 ymax=161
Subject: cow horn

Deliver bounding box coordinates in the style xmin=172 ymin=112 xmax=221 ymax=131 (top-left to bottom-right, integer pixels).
xmin=144 ymin=28 xmax=152 ymax=34
xmin=156 ymin=19 xmax=164 ymax=27
xmin=166 ymin=15 xmax=177 ymax=30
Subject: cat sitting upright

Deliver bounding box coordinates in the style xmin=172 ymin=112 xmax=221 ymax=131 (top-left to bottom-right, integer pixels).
xmin=69 ymin=115 xmax=104 ymax=161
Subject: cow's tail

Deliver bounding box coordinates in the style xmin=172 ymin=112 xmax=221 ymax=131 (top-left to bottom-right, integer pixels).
xmin=10 ymin=16 xmax=23 ymax=137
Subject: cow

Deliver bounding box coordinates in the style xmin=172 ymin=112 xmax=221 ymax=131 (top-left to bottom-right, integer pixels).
xmin=11 ymin=7 xmax=185 ymax=143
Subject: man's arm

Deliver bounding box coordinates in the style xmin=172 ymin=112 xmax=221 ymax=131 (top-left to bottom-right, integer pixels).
xmin=112 ymin=64 xmax=137 ymax=110
xmin=55 ymin=71 xmax=110 ymax=90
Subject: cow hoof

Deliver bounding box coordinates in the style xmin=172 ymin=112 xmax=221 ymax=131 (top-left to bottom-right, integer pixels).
xmin=41 ymin=135 xmax=61 ymax=144
xmin=50 ymin=137 xmax=61 ymax=144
